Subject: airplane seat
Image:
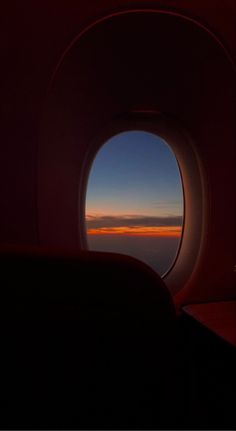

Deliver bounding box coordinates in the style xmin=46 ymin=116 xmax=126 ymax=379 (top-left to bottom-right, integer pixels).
xmin=0 ymin=246 xmax=178 ymax=428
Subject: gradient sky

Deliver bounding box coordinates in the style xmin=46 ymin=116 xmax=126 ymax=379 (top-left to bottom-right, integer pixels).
xmin=86 ymin=130 xmax=183 ymax=237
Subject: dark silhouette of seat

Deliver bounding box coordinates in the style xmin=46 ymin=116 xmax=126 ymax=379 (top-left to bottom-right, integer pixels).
xmin=0 ymin=246 xmax=177 ymax=428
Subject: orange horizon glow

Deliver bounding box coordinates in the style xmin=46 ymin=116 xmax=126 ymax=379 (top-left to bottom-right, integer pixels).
xmin=87 ymin=226 xmax=182 ymax=238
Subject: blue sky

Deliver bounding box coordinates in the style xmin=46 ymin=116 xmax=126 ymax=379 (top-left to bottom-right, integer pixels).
xmin=86 ymin=130 xmax=183 ymax=221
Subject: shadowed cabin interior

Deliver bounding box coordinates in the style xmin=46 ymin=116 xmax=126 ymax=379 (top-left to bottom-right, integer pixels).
xmin=0 ymin=1 xmax=235 ymax=429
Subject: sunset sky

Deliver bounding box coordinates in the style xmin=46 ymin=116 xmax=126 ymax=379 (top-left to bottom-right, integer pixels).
xmin=86 ymin=130 xmax=183 ymax=237
xmin=85 ymin=131 xmax=183 ymax=274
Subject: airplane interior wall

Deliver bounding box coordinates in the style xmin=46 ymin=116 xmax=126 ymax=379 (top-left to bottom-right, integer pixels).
xmin=1 ymin=0 xmax=235 ymax=247
xmin=38 ymin=9 xmax=235 ymax=304
xmin=0 ymin=2 xmax=235 ymax=429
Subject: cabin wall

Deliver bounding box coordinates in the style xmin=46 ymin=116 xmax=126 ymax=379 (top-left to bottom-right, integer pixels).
xmin=1 ymin=0 xmax=234 ymax=241
xmin=0 ymin=1 xmax=235 ymax=304
xmin=38 ymin=11 xmax=236 ymax=303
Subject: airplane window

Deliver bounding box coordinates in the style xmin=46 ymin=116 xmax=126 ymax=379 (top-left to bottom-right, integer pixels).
xmin=85 ymin=131 xmax=184 ymax=276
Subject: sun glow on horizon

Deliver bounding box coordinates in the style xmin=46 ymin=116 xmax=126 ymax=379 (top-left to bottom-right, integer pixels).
xmin=87 ymin=225 xmax=182 ymax=238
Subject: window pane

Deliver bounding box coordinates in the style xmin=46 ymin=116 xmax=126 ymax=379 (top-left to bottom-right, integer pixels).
xmin=85 ymin=131 xmax=183 ymax=276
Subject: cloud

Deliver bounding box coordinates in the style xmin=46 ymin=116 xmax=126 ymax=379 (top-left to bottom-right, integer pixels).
xmin=86 ymin=213 xmax=183 ymax=229
xmin=87 ymin=226 xmax=182 ymax=237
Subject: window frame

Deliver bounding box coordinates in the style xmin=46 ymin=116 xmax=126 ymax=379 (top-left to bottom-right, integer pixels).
xmin=79 ymin=112 xmax=205 ymax=294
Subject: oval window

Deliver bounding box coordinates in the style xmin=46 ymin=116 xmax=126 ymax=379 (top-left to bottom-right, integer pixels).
xmin=85 ymin=131 xmax=184 ymax=276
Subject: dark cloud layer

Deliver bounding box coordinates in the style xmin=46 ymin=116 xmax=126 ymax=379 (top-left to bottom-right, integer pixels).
xmin=86 ymin=214 xmax=183 ymax=229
